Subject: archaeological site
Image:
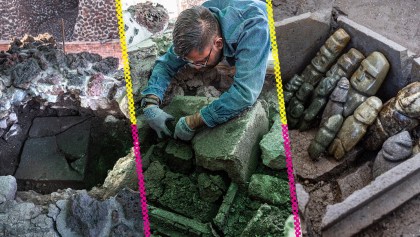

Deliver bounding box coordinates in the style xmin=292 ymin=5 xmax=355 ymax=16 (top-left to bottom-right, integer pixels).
xmin=0 ymin=0 xmax=419 ymax=237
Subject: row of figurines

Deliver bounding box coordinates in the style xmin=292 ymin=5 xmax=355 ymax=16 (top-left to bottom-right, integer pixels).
xmin=282 ymin=28 xmax=420 ymax=160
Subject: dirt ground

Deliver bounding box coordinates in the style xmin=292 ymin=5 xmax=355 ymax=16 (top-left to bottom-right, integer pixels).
xmin=273 ymin=0 xmax=420 ymax=55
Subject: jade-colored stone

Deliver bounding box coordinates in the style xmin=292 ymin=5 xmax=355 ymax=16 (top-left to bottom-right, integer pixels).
xmin=248 ymin=174 xmax=290 ymax=206
xmin=259 ymin=117 xmax=286 ymax=170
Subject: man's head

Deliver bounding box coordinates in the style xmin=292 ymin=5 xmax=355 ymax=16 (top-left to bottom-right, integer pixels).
xmin=173 ymin=6 xmax=223 ymax=69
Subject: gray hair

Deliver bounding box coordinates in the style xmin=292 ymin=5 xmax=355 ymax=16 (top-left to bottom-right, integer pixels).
xmin=173 ymin=6 xmax=220 ymax=58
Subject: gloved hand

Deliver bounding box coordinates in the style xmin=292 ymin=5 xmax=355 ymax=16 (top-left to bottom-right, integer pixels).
xmin=174 ymin=112 xmax=205 ymax=141
xmin=174 ymin=117 xmax=195 ymax=141
xmin=143 ymin=105 xmax=174 ymax=138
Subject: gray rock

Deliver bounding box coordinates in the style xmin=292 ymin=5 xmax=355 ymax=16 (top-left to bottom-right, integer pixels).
xmin=248 ymin=174 xmax=290 ymax=206
xmin=296 ymin=183 xmax=309 ymax=215
xmin=11 ymin=58 xmax=42 ymax=89
xmin=56 ymin=119 xmax=91 ymax=162
xmin=193 ymin=100 xmax=269 ymax=185
xmin=259 ymin=117 xmax=286 ymax=170
xmin=338 ymin=16 xmax=416 ymax=101
xmin=276 ymin=11 xmax=331 ymax=81
xmin=4 ymin=124 xmax=22 ymax=141
xmin=0 ymin=175 xmax=17 ymax=201
xmin=373 ymin=131 xmax=414 ymax=178
xmin=196 ymin=85 xmax=221 ymax=97
xmin=337 ymin=162 xmax=372 ymax=200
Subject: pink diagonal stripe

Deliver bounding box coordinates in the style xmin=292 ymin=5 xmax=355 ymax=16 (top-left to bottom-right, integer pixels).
xmin=282 ymin=124 xmax=301 ymax=237
xmin=130 ymin=124 xmax=151 ymax=236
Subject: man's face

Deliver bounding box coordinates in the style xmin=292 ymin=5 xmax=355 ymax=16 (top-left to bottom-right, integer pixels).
xmin=184 ymin=37 xmax=224 ymax=70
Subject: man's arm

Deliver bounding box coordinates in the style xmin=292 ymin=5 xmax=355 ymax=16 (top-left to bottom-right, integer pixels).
xmin=200 ymin=16 xmax=271 ymax=127
xmin=141 ymin=44 xmax=187 ymax=102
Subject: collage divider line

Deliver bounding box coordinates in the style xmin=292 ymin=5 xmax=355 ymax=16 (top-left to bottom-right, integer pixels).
xmin=265 ymin=0 xmax=302 ymax=236
xmin=114 ymin=0 xmax=299 ymax=236
xmin=114 ymin=0 xmax=151 ymax=236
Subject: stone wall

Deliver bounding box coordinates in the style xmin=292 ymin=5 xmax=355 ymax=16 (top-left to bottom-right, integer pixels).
xmin=0 ymin=0 xmax=118 ymax=42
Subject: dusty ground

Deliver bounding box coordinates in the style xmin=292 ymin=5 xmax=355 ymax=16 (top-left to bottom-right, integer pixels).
xmin=273 ymin=0 xmax=420 ymax=55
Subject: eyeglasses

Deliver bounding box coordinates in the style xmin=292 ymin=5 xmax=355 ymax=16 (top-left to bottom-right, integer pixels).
xmin=181 ymin=47 xmax=213 ymax=68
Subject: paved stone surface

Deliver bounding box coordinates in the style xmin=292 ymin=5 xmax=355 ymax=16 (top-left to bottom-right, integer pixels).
xmin=248 ymin=174 xmax=290 ymax=206
xmin=337 ymin=16 xmax=415 ymax=101
xmin=337 ymin=162 xmax=372 ymax=200
xmin=29 ymin=116 xmax=88 ymax=138
xmin=259 ymin=117 xmax=286 ymax=170
xmin=321 ymin=153 xmax=420 ymax=237
xmin=192 ymin=100 xmax=269 ymax=185
xmin=289 ymin=129 xmax=362 ymax=181
xmin=15 ymin=137 xmax=83 ymax=181
xmin=0 ymin=175 xmax=17 ymax=201
xmin=275 ymin=11 xmax=331 ymax=81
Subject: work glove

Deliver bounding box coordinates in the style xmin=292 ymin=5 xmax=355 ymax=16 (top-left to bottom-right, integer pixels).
xmin=143 ymin=105 xmax=174 ymax=138
xmin=174 ymin=117 xmax=195 ymax=141
xmin=174 ymin=112 xmax=205 ymax=141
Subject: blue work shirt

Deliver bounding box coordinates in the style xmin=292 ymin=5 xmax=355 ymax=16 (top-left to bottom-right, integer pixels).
xmin=142 ymin=0 xmax=270 ymax=127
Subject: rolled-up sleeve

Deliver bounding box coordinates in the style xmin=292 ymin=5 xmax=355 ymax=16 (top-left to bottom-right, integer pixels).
xmin=200 ymin=15 xmax=270 ymax=127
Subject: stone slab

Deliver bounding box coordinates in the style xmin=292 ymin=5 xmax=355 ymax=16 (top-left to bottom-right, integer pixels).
xmin=411 ymin=57 xmax=420 ymax=82
xmin=15 ymin=137 xmax=83 ymax=181
xmin=289 ymin=129 xmax=362 ymax=181
xmin=192 ymin=100 xmax=269 ymax=185
xmin=56 ymin=119 xmax=91 ymax=163
xmin=337 ymin=16 xmax=415 ymax=101
xmin=321 ymin=153 xmax=420 ymax=237
xmin=248 ymin=174 xmax=290 ymax=206
xmin=275 ymin=11 xmax=331 ymax=81
xmin=337 ymin=162 xmax=372 ymax=200
xmin=259 ymin=117 xmax=286 ymax=170
xmin=29 ymin=116 xmax=89 ymax=138
xmin=149 ymin=205 xmax=212 ymax=237
xmin=213 ymin=183 xmax=239 ymax=230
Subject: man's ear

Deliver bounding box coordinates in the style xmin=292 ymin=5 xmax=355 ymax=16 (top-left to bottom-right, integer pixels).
xmin=215 ymin=37 xmax=223 ymax=49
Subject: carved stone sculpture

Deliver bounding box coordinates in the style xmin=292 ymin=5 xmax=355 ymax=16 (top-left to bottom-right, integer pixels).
xmin=343 ymin=52 xmax=390 ymax=117
xmin=283 ymin=75 xmax=304 ymax=104
xmin=301 ymin=28 xmax=350 ymax=86
xmin=325 ymin=48 xmax=365 ymax=79
xmin=329 ymin=96 xmax=383 ymax=160
xmin=299 ymin=75 xmax=340 ymax=131
xmin=320 ymin=77 xmax=350 ymax=126
xmin=364 ymin=82 xmax=420 ymax=150
xmin=287 ymin=83 xmax=313 ymax=128
xmin=372 ymin=131 xmax=413 ymax=178
xmin=308 ymin=114 xmax=344 ymax=160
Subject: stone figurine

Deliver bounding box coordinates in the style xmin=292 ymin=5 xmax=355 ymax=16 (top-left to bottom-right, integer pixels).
xmin=372 ymin=131 xmax=413 ymax=178
xmin=329 ymin=96 xmax=383 ymax=160
xmin=320 ymin=77 xmax=350 ymax=126
xmin=287 ymin=83 xmax=313 ymax=128
xmin=364 ymin=82 xmax=420 ymax=150
xmin=308 ymin=114 xmax=344 ymax=160
xmin=283 ymin=75 xmax=304 ymax=104
xmin=300 ymin=28 xmax=351 ymax=86
xmin=343 ymin=51 xmax=390 ymax=117
xmin=325 ymin=48 xmax=365 ymax=79
xmin=299 ymin=75 xmax=340 ymax=131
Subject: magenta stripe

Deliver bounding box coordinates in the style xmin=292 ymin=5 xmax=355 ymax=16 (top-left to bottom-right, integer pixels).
xmin=130 ymin=124 xmax=151 ymax=236
xmin=281 ymin=124 xmax=301 ymax=236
